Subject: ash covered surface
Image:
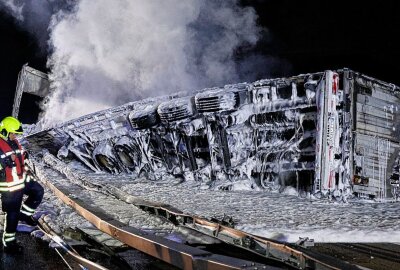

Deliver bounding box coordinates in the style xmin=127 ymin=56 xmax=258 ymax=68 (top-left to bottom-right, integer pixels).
xmin=34 ymin=154 xmax=400 ymax=244
xmin=78 ymin=170 xmax=400 ymax=243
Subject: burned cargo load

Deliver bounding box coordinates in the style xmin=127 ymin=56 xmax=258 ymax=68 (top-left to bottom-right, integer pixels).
xmin=24 ymin=68 xmax=400 ymax=200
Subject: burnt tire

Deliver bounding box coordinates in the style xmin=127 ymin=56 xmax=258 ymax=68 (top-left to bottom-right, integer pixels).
xmin=95 ymin=154 xmax=120 ymax=174
xmin=114 ymin=143 xmax=141 ymax=170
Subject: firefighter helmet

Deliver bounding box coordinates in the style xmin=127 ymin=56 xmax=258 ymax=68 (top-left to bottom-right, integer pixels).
xmin=0 ymin=116 xmax=23 ymax=139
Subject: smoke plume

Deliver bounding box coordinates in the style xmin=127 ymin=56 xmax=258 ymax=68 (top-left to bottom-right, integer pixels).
xmin=3 ymin=0 xmax=278 ymax=126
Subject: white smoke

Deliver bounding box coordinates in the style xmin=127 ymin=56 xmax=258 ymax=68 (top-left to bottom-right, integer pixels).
xmin=1 ymin=0 xmax=24 ymax=20
xmin=41 ymin=0 xmax=262 ymax=125
xmin=2 ymin=0 xmax=271 ymax=126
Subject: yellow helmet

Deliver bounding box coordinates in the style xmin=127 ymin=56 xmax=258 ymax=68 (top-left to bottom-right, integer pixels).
xmin=0 ymin=116 xmax=23 ymax=139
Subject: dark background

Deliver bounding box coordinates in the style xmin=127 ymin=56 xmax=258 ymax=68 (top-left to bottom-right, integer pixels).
xmin=0 ymin=8 xmax=46 ymax=123
xmin=1 ymin=0 xmax=400 ymax=124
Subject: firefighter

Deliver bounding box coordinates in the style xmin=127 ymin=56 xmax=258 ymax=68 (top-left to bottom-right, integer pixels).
xmin=0 ymin=116 xmax=44 ymax=253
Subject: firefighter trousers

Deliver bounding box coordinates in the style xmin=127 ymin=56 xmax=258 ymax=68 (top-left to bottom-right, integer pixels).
xmin=1 ymin=181 xmax=44 ymax=245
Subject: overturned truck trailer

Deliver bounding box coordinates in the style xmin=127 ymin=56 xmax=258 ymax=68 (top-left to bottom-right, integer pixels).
xmin=25 ymin=68 xmax=400 ymax=200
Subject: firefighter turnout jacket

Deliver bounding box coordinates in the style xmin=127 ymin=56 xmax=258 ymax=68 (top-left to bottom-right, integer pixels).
xmin=0 ymin=138 xmax=27 ymax=192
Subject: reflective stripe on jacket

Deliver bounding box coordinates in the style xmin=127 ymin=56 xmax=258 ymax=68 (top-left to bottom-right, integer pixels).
xmin=0 ymin=138 xmax=25 ymax=192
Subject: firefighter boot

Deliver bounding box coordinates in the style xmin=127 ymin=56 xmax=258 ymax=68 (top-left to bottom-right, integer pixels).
xmin=19 ymin=213 xmax=38 ymax=227
xmin=3 ymin=241 xmax=23 ymax=254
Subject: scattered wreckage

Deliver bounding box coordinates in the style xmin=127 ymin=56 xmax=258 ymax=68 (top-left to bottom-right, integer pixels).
xmin=19 ymin=66 xmax=400 ymax=200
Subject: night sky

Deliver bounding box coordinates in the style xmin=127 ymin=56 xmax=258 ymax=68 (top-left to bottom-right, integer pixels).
xmin=1 ymin=1 xmax=400 ymax=124
xmin=0 ymin=8 xmax=46 ymax=123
